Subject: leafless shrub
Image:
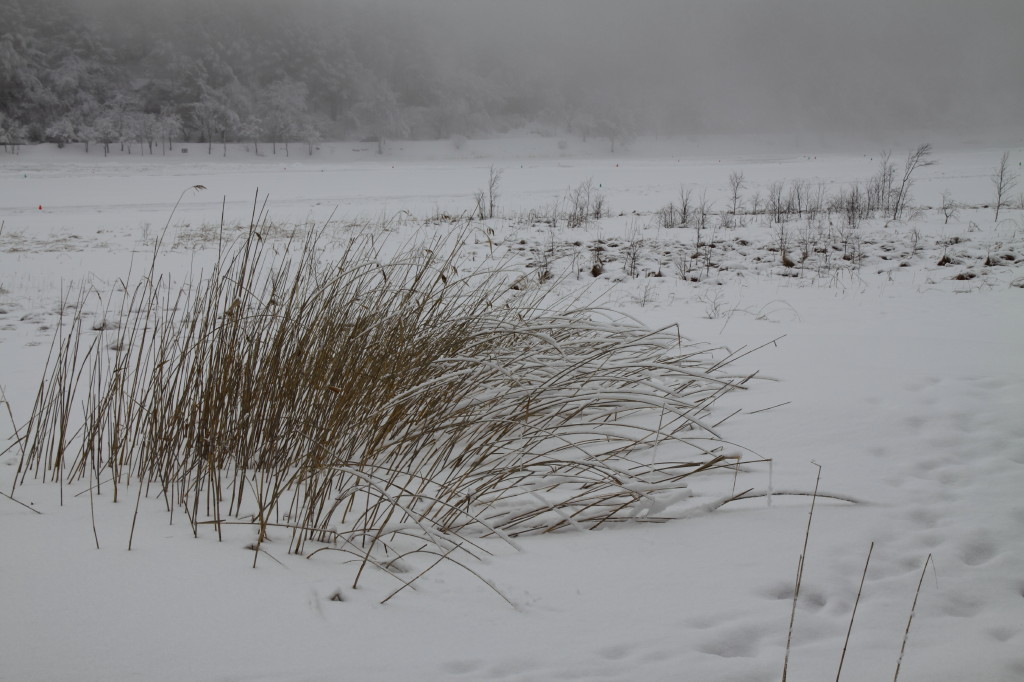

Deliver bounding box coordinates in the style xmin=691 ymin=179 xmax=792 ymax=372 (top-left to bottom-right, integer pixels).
xmin=728 ymin=171 xmax=745 ymax=215
xmin=805 ymin=182 xmax=827 ymax=219
xmin=696 ymin=287 xmax=727 ymax=320
xmin=672 ymin=250 xmax=696 ymax=282
xmin=891 ymin=144 xmax=934 ymax=222
xmin=473 ymin=190 xmax=487 ymax=220
xmin=773 ymin=222 xmax=794 ymax=267
xmin=565 ymin=178 xmax=596 ymax=229
xmin=797 ymin=215 xmax=822 ymax=263
xmin=866 ymin=150 xmax=896 ymax=215
xmin=623 ymin=225 xmax=644 ymax=278
xmin=657 ymin=203 xmax=677 ymax=230
xmin=907 ymin=227 xmax=923 ymax=257
xmin=749 ymin=191 xmax=763 ymax=217
xmin=767 ymin=181 xmax=787 ymax=224
xmin=679 ymin=187 xmax=694 ymax=227
xmin=940 ymin=190 xmax=960 ymax=224
xmin=591 ymin=191 xmax=607 ymax=219
xmin=695 ymin=190 xmax=712 ymax=242
xmin=486 ymin=165 xmax=503 ymax=219
xmin=787 ymin=180 xmax=809 ymax=217
xmin=992 ymin=151 xmax=1018 ymax=222
xmin=719 ymin=211 xmax=739 ymax=231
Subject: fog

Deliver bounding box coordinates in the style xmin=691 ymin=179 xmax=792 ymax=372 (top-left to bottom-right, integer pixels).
xmin=10 ymin=0 xmax=1023 ymax=142
xmin=370 ymin=0 xmax=1024 ymax=135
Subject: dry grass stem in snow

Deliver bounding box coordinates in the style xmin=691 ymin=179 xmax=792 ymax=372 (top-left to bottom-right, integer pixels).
xmin=9 ymin=225 xmax=755 ymax=591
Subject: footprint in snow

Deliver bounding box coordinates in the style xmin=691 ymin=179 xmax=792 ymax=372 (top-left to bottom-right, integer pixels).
xmin=957 ymin=533 xmax=999 ymax=567
xmin=904 ymin=505 xmax=945 ymax=527
xmin=598 ymin=643 xmax=633 ymax=661
xmin=697 ymin=623 xmax=763 ymax=659
xmin=987 ymin=625 xmax=1019 ymax=643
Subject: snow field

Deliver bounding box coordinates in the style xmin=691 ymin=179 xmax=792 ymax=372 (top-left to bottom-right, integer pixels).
xmin=1 ymin=137 xmax=1022 ymax=681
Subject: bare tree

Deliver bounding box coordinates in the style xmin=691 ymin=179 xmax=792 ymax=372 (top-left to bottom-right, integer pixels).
xmin=695 ymin=190 xmax=712 ymax=244
xmin=487 ymin=165 xmax=503 ymax=219
xmin=992 ymin=151 xmax=1019 ymax=222
xmin=473 ymin=190 xmax=487 ymax=220
xmin=767 ymin=181 xmax=786 ymax=223
xmin=728 ymin=171 xmax=745 ymax=216
xmin=891 ymin=143 xmax=935 ymax=222
xmin=679 ymin=186 xmax=693 ymax=227
xmin=787 ymin=180 xmax=809 ymax=216
xmin=940 ymin=190 xmax=960 ymax=224
xmin=867 ymin=150 xmax=895 ymax=214
xmin=350 ymin=69 xmax=407 ymax=155
xmin=749 ymin=191 xmax=763 ymax=217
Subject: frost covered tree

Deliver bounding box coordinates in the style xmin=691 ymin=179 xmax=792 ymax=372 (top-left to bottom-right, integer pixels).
xmin=351 ymin=71 xmax=407 ymax=154
xmin=105 ymin=93 xmax=141 ymax=152
xmin=44 ymin=116 xmax=76 ymax=147
xmin=588 ymin=97 xmax=636 ymax=153
xmin=0 ymin=113 xmax=28 ymax=153
xmin=137 ymin=113 xmax=160 ymax=155
xmin=92 ymin=112 xmax=118 ymax=156
xmin=192 ymin=87 xmax=241 ymax=155
xmin=158 ymin=109 xmax=182 ymax=153
xmin=261 ymin=80 xmax=309 ymax=156
xmin=299 ymin=117 xmax=325 ymax=156
xmin=239 ymin=115 xmax=263 ymax=155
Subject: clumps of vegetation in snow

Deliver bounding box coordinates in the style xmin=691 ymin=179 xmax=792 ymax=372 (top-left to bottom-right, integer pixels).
xmin=8 ymin=224 xmax=756 ymax=593
xmin=500 ymin=147 xmax=1023 ymax=290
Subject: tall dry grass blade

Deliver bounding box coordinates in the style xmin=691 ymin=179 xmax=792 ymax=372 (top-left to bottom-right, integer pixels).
xmin=836 ymin=541 xmax=874 ymax=681
xmin=782 ymin=461 xmax=822 ymax=682
xmin=893 ymin=553 xmax=934 ymax=682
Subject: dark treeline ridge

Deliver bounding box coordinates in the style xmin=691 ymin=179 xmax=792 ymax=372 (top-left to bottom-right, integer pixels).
xmin=0 ymin=0 xmax=637 ymax=155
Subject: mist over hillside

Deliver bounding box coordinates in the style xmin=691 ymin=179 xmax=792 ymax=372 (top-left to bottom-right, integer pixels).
xmin=1 ymin=0 xmax=1021 ymax=150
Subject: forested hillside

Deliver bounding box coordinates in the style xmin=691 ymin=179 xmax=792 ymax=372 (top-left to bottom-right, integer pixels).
xmin=0 ymin=0 xmax=634 ymax=153
xmin=2 ymin=0 xmax=1022 ymax=154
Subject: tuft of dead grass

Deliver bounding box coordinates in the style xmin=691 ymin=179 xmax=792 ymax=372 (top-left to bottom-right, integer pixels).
xmin=9 ymin=221 xmax=754 ymax=590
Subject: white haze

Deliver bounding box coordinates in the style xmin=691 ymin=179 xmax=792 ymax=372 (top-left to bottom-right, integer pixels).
xmin=361 ymin=0 xmax=1024 ymax=135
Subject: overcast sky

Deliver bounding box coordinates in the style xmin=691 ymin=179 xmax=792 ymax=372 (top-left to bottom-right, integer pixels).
xmin=66 ymin=0 xmax=1024 ymax=136
xmin=378 ymin=0 xmax=1024 ymax=134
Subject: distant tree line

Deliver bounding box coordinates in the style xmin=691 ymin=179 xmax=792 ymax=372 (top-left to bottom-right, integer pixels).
xmin=0 ymin=0 xmax=638 ymax=155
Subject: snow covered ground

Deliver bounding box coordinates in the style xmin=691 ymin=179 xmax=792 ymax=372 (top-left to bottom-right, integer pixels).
xmin=1 ymin=136 xmax=1023 ymax=681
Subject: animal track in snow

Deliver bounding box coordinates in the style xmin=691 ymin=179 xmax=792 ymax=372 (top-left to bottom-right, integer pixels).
xmin=697 ymin=623 xmax=763 ymax=659
xmin=905 ymin=506 xmax=944 ymax=527
xmin=940 ymin=591 xmax=984 ymax=618
xmin=987 ymin=625 xmax=1019 ymax=643
xmin=903 ymin=415 xmax=927 ymax=431
xmin=957 ymin=534 xmax=999 ymax=566
xmin=757 ymin=581 xmax=827 ymax=612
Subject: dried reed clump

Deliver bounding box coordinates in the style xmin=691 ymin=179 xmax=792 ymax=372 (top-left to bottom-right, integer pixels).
xmin=10 ymin=226 xmax=753 ymax=586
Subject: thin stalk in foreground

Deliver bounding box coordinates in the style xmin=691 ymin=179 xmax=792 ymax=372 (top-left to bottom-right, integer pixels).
xmin=782 ymin=461 xmax=822 ymax=682
xmin=894 ymin=553 xmax=934 ymax=682
xmin=836 ymin=541 xmax=874 ymax=681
